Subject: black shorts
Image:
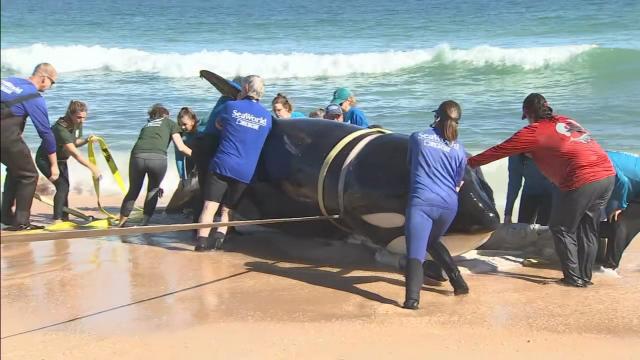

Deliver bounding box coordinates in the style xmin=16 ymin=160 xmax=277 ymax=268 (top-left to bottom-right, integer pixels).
xmin=203 ymin=172 xmax=247 ymax=208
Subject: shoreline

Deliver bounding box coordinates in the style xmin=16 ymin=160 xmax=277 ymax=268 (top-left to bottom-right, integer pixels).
xmin=2 ymin=193 xmax=639 ymax=358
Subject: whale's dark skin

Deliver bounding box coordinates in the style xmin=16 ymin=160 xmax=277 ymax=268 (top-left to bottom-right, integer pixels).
xmin=170 ymin=70 xmax=500 ymax=270
xmin=236 ymin=119 xmax=500 ymax=247
xmin=168 ymin=118 xmax=500 ymax=256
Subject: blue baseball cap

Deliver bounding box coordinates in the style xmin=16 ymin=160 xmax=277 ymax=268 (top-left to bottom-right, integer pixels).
xmin=325 ymin=103 xmax=343 ymax=117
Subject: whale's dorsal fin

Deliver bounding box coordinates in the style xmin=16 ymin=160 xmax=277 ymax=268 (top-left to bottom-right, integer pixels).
xmin=199 ymin=70 xmax=241 ymax=98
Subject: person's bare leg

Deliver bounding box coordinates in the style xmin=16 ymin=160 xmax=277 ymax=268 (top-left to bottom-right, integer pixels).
xmin=216 ymin=206 xmax=231 ymax=236
xmin=197 ymin=200 xmax=221 ymax=238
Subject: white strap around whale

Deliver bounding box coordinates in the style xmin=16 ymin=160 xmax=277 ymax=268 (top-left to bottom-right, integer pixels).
xmin=316 ymin=128 xmax=391 ymax=230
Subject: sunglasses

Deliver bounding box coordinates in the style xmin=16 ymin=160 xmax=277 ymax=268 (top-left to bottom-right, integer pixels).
xmin=41 ymin=74 xmax=56 ymax=86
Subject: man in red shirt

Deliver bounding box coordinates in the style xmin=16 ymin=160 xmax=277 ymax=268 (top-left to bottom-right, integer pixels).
xmin=468 ymin=93 xmax=615 ymax=287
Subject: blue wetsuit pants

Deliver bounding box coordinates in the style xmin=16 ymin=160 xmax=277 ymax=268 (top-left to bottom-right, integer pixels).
xmin=406 ymin=204 xmax=457 ymax=262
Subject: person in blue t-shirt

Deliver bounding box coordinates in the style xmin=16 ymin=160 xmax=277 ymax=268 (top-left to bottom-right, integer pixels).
xmin=271 ymin=93 xmax=305 ymax=119
xmin=600 ymin=151 xmax=640 ymax=269
xmin=403 ymin=100 xmax=468 ymax=310
xmin=195 ymin=75 xmax=273 ymax=251
xmin=1 ymin=63 xmax=59 ymax=231
xmin=505 ymin=154 xmax=556 ymax=225
xmin=203 ymin=76 xmax=243 ymax=136
xmin=330 ymin=87 xmax=369 ymax=127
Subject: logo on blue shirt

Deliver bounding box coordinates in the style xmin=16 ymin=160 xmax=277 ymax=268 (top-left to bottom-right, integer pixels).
xmin=417 ymin=132 xmax=459 ymax=152
xmin=232 ymin=109 xmax=268 ymax=130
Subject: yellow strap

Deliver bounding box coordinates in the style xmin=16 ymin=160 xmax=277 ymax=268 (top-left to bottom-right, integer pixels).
xmin=95 ymin=136 xmax=127 ymax=193
xmin=88 ymin=137 xmax=115 ymax=219
xmin=88 ymin=136 xmax=141 ymax=220
xmin=317 ymin=128 xmax=391 ymax=223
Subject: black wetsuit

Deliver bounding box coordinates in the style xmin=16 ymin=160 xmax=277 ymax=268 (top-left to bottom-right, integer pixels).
xmin=120 ymin=153 xmax=168 ymax=217
xmin=599 ymin=197 xmax=640 ymax=269
xmin=119 ymin=116 xmax=181 ymax=219
xmin=1 ymin=91 xmax=47 ymax=227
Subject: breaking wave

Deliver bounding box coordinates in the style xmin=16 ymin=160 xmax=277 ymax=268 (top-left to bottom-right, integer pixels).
xmin=1 ymin=43 xmax=598 ymax=78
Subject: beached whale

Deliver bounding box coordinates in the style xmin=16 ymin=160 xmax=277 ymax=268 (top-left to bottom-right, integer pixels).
xmin=167 ymin=70 xmax=500 ymax=259
xmin=168 ymin=118 xmax=500 ymax=257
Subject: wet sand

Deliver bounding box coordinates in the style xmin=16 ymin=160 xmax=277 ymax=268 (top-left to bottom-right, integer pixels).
xmin=2 ymin=195 xmax=639 ymax=359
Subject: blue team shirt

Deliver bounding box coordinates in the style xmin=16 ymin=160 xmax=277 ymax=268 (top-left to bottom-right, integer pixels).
xmin=408 ymin=128 xmax=467 ymax=207
xmin=344 ymin=107 xmax=369 ymax=127
xmin=1 ymin=77 xmax=56 ymax=154
xmin=204 ymin=95 xmax=236 ymax=135
xmin=290 ymin=111 xmax=305 ymax=119
xmin=210 ymin=98 xmax=272 ymax=183
xmin=505 ymin=154 xmax=556 ymax=216
xmin=606 ymin=151 xmax=640 ymax=214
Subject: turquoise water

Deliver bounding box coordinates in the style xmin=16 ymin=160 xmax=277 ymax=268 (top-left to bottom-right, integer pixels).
xmin=1 ymin=0 xmax=639 ymax=201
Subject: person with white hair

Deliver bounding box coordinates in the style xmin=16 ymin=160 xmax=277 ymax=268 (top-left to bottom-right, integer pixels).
xmin=196 ymin=75 xmax=273 ymax=251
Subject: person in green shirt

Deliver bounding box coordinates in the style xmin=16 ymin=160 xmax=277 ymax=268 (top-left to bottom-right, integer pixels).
xmin=118 ymin=104 xmax=192 ymax=227
xmin=36 ymin=100 xmax=101 ymax=222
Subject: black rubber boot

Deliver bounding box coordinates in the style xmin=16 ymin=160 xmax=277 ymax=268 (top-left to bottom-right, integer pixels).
xmin=209 ymin=231 xmax=226 ymax=250
xmin=194 ymin=236 xmax=213 ymax=252
xmin=448 ymin=270 xmax=469 ymax=295
xmin=428 ymin=240 xmax=469 ymax=295
xmin=403 ymin=258 xmax=424 ymax=310
xmin=423 ymin=260 xmax=447 ymax=282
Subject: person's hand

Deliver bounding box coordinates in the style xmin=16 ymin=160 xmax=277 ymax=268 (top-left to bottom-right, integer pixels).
xmin=609 ymin=209 xmax=623 ymax=222
xmin=86 ymin=135 xmax=97 ymax=143
xmin=504 ymin=216 xmax=512 ymax=224
xmin=91 ymin=166 xmax=102 ymax=181
xmin=49 ymin=164 xmax=60 ymax=182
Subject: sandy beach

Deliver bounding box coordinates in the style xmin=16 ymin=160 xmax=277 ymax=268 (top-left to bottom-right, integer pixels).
xmin=1 ymin=194 xmax=639 ymax=359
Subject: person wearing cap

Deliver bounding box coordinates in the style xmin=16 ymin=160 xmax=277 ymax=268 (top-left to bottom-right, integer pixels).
xmin=330 ymin=87 xmax=369 ymax=127
xmin=599 ymin=151 xmax=640 ymax=270
xmin=403 ymin=100 xmax=469 ymax=310
xmin=468 ymin=93 xmax=615 ymax=288
xmin=323 ymin=103 xmax=343 ymax=121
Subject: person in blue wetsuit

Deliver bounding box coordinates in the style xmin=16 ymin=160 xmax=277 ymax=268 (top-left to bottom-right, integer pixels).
xmin=175 ymin=107 xmax=204 ymax=179
xmin=403 ymin=100 xmax=468 ymax=310
xmin=195 ymin=75 xmax=272 ymax=251
xmin=505 ymin=154 xmax=556 ymax=225
xmin=330 ymin=87 xmax=369 ymax=127
xmin=271 ymin=93 xmax=305 ymax=119
xmin=1 ymin=63 xmax=59 ymax=230
xmin=600 ymin=151 xmax=640 ymax=269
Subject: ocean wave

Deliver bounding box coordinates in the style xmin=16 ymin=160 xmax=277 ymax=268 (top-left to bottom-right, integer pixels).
xmin=1 ymin=43 xmax=598 ymax=78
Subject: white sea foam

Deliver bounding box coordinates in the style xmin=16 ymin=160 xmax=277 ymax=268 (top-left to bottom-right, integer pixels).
xmin=1 ymin=43 xmax=597 ymax=78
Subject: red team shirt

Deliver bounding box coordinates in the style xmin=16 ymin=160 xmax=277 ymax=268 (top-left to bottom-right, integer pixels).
xmin=468 ymin=115 xmax=615 ymax=191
